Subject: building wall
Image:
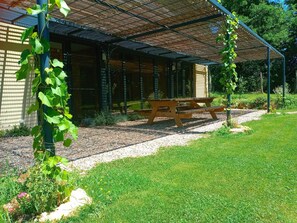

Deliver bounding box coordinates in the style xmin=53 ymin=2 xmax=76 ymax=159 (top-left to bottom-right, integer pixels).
xmin=0 ymin=22 xmax=37 ymax=130
xmin=193 ymin=64 xmax=208 ymax=97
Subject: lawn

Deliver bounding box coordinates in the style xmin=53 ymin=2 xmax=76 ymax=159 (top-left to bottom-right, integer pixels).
xmin=55 ymin=113 xmax=297 ymax=223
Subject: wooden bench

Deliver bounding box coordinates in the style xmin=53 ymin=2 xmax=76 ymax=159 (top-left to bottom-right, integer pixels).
xmin=177 ymin=106 xmax=225 ymax=114
xmin=135 ymin=107 xmax=169 ymax=117
xmin=141 ymin=98 xmax=224 ymax=127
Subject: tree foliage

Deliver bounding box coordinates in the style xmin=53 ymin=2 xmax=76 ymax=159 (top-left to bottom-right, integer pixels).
xmin=213 ymin=0 xmax=297 ymax=92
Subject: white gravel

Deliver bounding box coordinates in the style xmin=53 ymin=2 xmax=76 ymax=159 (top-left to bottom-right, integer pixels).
xmin=70 ymin=110 xmax=266 ymax=171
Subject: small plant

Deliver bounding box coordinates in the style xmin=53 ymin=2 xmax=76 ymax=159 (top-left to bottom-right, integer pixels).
xmin=273 ymin=84 xmax=290 ymax=95
xmin=127 ymin=113 xmax=143 ymax=121
xmin=252 ymin=96 xmax=267 ymax=108
xmin=1 ymin=123 xmax=31 ymax=138
xmin=94 ymin=112 xmax=115 ymax=126
xmin=0 ymin=168 xmax=21 ymax=205
xmin=148 ymin=90 xmax=164 ymax=100
xmin=213 ymin=125 xmax=231 ymax=136
xmin=81 ymin=117 xmax=95 ymax=127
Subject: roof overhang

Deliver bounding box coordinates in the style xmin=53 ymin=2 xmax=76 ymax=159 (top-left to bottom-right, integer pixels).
xmin=0 ymin=0 xmax=284 ymax=65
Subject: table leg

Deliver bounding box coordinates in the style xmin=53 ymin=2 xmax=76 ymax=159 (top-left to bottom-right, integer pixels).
xmin=170 ymin=106 xmax=183 ymax=127
xmin=147 ymin=106 xmax=158 ymax=125
xmin=206 ymin=102 xmax=218 ymax=119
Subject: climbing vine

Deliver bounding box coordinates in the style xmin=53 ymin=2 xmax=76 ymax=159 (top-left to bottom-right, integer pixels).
xmin=16 ymin=0 xmax=77 ymax=161
xmin=216 ymin=12 xmax=239 ymax=126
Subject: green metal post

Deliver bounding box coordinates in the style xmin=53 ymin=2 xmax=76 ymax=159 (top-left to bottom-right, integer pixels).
xmin=139 ymin=57 xmax=144 ymax=109
xmin=282 ymin=56 xmax=286 ymax=105
xmin=122 ymin=54 xmax=127 ymax=114
xmin=166 ymin=62 xmax=170 ymax=98
xmin=170 ymin=62 xmax=174 ymax=98
xmin=182 ymin=66 xmax=186 ymax=97
xmin=100 ymin=49 xmax=108 ymax=112
xmin=37 ymin=0 xmax=54 ymax=155
xmin=176 ymin=61 xmax=179 ymax=97
xmin=107 ymin=47 xmax=112 ymax=110
xmin=153 ymin=59 xmax=159 ymax=99
xmin=267 ymin=47 xmax=271 ymax=113
xmin=226 ymin=94 xmax=231 ymax=126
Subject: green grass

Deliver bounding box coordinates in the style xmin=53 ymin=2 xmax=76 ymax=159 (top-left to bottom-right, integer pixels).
xmin=56 ymin=113 xmax=297 ymax=223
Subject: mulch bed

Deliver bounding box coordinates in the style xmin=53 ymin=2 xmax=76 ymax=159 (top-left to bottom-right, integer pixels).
xmin=0 ymin=110 xmax=252 ymax=172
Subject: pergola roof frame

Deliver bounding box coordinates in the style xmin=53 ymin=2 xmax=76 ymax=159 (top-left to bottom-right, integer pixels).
xmin=0 ymin=0 xmax=284 ymax=62
xmin=208 ymin=0 xmax=284 ymax=59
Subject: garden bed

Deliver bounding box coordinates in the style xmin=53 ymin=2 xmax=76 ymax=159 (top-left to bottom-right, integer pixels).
xmin=0 ymin=109 xmax=254 ymax=172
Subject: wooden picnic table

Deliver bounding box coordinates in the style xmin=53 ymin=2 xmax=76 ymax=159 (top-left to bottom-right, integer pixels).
xmin=146 ymin=97 xmax=224 ymax=127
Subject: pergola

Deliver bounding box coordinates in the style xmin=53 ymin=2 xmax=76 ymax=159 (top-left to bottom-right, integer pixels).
xmin=0 ymin=0 xmax=286 ymax=109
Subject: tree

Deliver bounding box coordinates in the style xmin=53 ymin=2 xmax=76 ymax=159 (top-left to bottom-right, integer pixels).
xmin=213 ymin=0 xmax=296 ymax=93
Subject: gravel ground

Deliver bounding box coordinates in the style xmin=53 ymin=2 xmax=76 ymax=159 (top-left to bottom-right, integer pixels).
xmin=0 ymin=109 xmax=264 ymax=172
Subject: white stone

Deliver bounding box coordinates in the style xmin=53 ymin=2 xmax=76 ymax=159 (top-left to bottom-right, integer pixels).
xmin=230 ymin=125 xmax=252 ymax=134
xmin=287 ymin=111 xmax=297 ymax=114
xmin=38 ymin=188 xmax=92 ymax=222
xmin=70 ymin=110 xmax=265 ymax=171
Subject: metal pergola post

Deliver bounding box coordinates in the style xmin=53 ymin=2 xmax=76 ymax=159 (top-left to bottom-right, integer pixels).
xmin=153 ymin=59 xmax=159 ymax=99
xmin=182 ymin=66 xmax=186 ymax=97
xmin=170 ymin=62 xmax=174 ymax=98
xmin=107 ymin=47 xmax=112 ymax=110
xmin=267 ymin=47 xmax=271 ymax=113
xmin=282 ymin=56 xmax=286 ymax=105
xmin=139 ymin=57 xmax=144 ymax=109
xmin=100 ymin=48 xmax=108 ymax=112
xmin=122 ymin=54 xmax=127 ymax=114
xmin=175 ymin=61 xmax=179 ymax=97
xmin=37 ymin=0 xmax=54 ymax=155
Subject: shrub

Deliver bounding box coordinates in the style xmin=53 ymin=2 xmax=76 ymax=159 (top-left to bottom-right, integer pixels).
xmin=127 ymin=113 xmax=143 ymax=121
xmin=251 ymin=96 xmax=267 ymax=109
xmin=85 ymin=112 xmax=144 ymax=126
xmin=94 ymin=112 xmax=115 ymax=126
xmin=1 ymin=124 xmax=31 ymax=138
xmin=81 ymin=117 xmax=95 ymax=127
xmin=22 ymin=165 xmax=61 ymax=215
xmin=213 ymin=125 xmax=231 ymax=136
xmin=0 ymin=168 xmax=21 ymax=205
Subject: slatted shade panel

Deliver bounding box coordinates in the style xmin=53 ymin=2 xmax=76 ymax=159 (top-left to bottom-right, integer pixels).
xmin=0 ymin=0 xmax=283 ymax=65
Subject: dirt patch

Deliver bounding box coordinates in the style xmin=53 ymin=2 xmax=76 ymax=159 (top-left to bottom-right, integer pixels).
xmin=0 ymin=110 xmax=253 ymax=171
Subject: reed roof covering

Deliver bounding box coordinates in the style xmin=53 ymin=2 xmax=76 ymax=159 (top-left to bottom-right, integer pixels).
xmin=0 ymin=0 xmax=283 ymax=65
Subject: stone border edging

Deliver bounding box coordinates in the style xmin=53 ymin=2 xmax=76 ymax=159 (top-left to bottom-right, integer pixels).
xmin=70 ymin=110 xmax=266 ymax=171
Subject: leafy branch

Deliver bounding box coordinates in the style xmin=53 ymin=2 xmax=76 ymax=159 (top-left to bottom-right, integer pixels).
xmin=217 ymin=12 xmax=239 ymax=126
xmin=15 ymin=0 xmax=76 ymax=161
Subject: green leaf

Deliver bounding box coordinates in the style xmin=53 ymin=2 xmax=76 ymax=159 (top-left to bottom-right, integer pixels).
xmin=19 ymin=49 xmax=31 ymax=64
xmin=46 ymin=77 xmax=54 ymax=85
xmin=32 ymin=75 xmax=41 ymax=94
xmin=44 ymin=113 xmax=61 ymax=124
xmin=27 ymin=101 xmax=39 ymax=114
xmin=69 ymin=123 xmax=78 ymax=140
xmin=58 ymin=70 xmax=67 ymax=80
xmin=38 ymin=92 xmax=52 ymax=107
xmin=51 ymin=87 xmax=62 ymax=96
xmin=34 ymin=38 xmax=44 ymax=54
xmin=21 ymin=26 xmax=34 ymax=43
xmin=16 ymin=63 xmax=29 ymax=80
xmin=52 ymin=59 xmax=64 ymax=68
xmin=54 ymin=131 xmax=64 ymax=142
xmin=58 ymin=118 xmax=71 ymax=131
xmin=26 ymin=4 xmax=44 ymax=15
xmin=63 ymin=138 xmax=72 ymax=147
xmin=55 ymin=77 xmax=62 ymax=86
xmin=31 ymin=125 xmax=41 ymax=136
xmin=56 ymin=0 xmax=71 ymax=17
xmin=40 ymin=38 xmax=50 ymax=53
xmin=64 ymin=111 xmax=72 ymax=119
